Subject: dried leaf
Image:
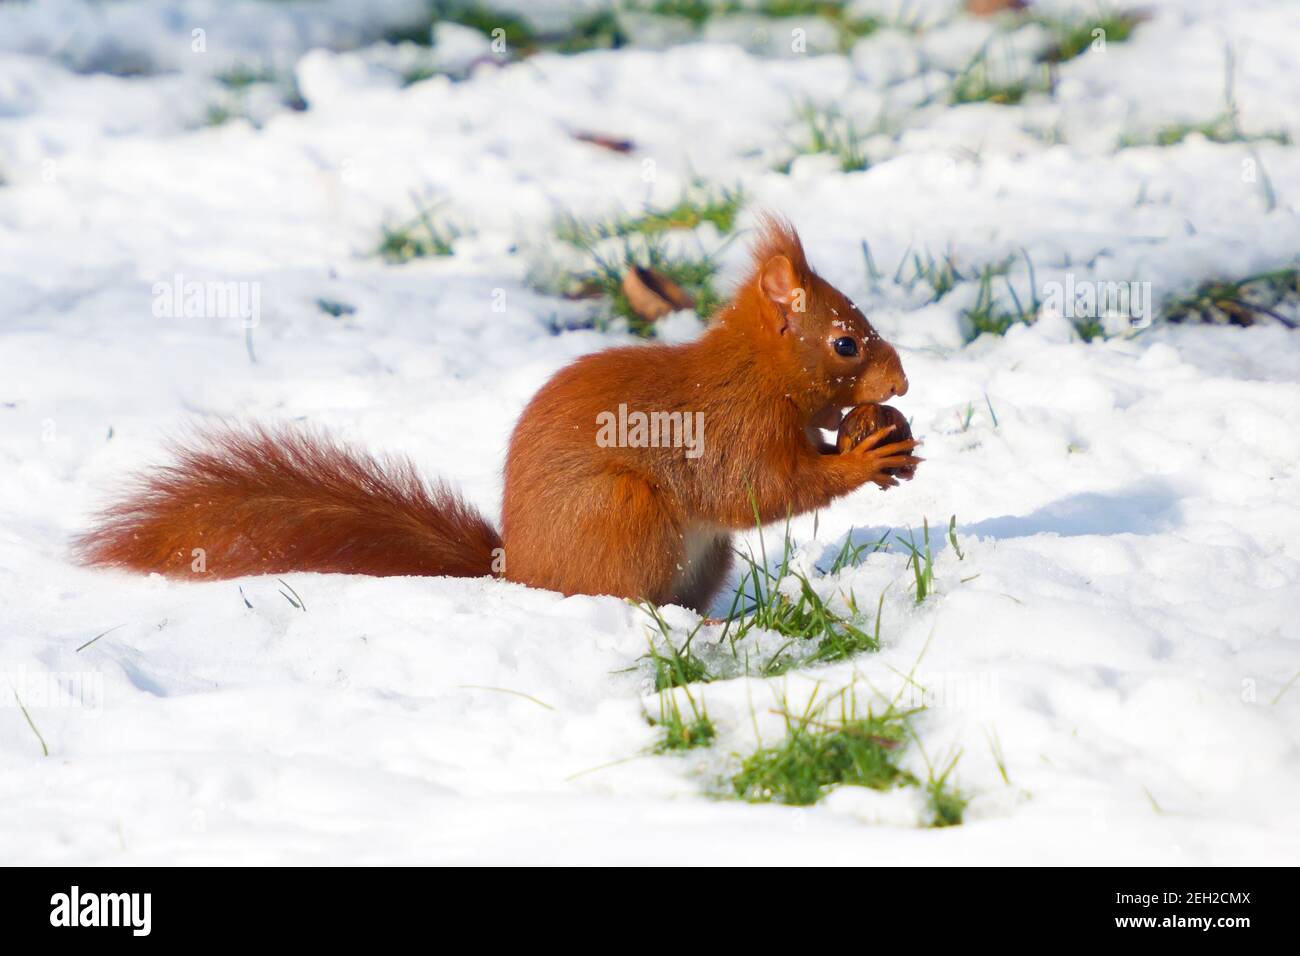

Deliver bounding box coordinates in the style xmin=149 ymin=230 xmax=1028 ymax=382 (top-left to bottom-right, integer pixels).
xmin=572 ymin=131 xmax=635 ymax=153
xmin=966 ymin=0 xmax=1029 ymax=15
xmin=621 ymin=266 xmax=694 ymax=322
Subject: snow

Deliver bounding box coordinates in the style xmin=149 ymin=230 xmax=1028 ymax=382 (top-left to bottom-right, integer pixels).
xmin=1 ymin=0 xmax=1298 ymax=864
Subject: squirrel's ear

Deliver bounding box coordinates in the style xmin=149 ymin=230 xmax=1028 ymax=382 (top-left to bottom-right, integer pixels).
xmin=760 ymin=254 xmax=800 ymax=309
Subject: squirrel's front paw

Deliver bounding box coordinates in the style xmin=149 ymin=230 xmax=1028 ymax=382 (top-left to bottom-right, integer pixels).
xmin=837 ymin=406 xmax=922 ymax=488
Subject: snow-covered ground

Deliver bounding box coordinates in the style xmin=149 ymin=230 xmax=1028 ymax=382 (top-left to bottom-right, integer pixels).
xmin=1 ymin=0 xmax=1298 ymax=864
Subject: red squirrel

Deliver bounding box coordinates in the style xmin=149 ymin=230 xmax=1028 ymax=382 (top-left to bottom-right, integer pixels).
xmin=77 ymin=217 xmax=918 ymax=613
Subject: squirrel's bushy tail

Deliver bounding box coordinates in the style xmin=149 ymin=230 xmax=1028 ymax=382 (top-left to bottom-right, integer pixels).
xmin=75 ymin=425 xmax=501 ymax=580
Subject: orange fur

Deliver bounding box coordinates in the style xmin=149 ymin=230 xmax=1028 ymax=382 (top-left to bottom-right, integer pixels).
xmin=79 ymin=219 xmax=916 ymax=612
xmin=75 ymin=426 xmax=500 ymax=578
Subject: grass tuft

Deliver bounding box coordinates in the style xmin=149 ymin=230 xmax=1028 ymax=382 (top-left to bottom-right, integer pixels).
xmin=947 ymin=515 xmax=965 ymax=561
xmin=729 ymin=681 xmax=968 ymax=825
xmin=386 ymin=0 xmax=900 ymax=64
xmin=951 ymin=47 xmax=1050 ymax=106
xmin=639 ymin=602 xmax=714 ymax=690
xmin=901 ymin=248 xmax=966 ymax=302
xmin=760 ymin=0 xmax=880 ymax=51
xmin=277 ymin=578 xmax=307 ymax=611
xmin=635 ymin=510 xmax=892 ymax=684
xmin=554 ymin=183 xmax=744 ymax=248
xmin=1161 ymin=267 xmax=1299 ymax=329
xmin=961 ymin=252 xmax=1039 ymax=340
xmin=1036 ymin=10 xmax=1142 ymax=64
xmin=387 ymin=2 xmax=629 ymax=56
xmin=444 ymin=2 xmax=537 ymax=49
xmin=778 ymin=102 xmax=870 ymax=173
xmin=985 ymin=725 xmax=1010 ymax=785
xmin=722 ymin=510 xmax=881 ymax=675
xmin=1120 ymin=113 xmax=1290 ymax=150
xmin=821 ymin=530 xmax=890 ymax=575
xmin=203 ymin=103 xmax=237 ymax=128
xmin=635 ymin=1 xmax=878 ymax=51
xmin=649 ymin=687 xmax=716 ymax=752
xmin=216 ymin=62 xmax=279 ymax=90
xmin=558 ymin=230 xmax=726 ymax=336
xmin=925 ymin=751 xmax=968 ymax=826
xmin=378 ymin=198 xmax=460 ymax=263
xmin=626 ymin=515 xmax=972 ymax=825
xmin=543 ymin=181 xmax=741 ymax=336
xmin=732 ymin=689 xmax=914 ymax=805
xmin=11 ymin=687 xmax=49 ymax=757
xmin=1120 ymin=45 xmax=1290 ymax=150
xmin=387 ymin=2 xmax=538 ymax=49
xmin=557 ymin=9 xmax=632 ymax=52
xmin=900 ymin=518 xmax=935 ymax=604
xmin=204 ymin=63 xmax=305 ymax=127
xmin=316 ymin=298 xmax=357 ymax=319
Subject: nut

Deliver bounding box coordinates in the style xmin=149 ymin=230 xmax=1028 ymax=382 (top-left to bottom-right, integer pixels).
xmin=836 ymin=404 xmax=915 ymax=478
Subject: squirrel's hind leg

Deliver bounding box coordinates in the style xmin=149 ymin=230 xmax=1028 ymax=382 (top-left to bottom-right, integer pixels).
xmin=505 ymin=471 xmax=684 ymax=605
xmin=668 ymin=532 xmax=733 ymax=616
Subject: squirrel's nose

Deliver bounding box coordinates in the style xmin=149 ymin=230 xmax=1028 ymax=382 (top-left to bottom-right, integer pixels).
xmin=870 ymin=345 xmax=908 ymax=400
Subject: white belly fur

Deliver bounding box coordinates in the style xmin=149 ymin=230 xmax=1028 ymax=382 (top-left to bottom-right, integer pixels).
xmin=672 ymin=524 xmax=730 ymax=599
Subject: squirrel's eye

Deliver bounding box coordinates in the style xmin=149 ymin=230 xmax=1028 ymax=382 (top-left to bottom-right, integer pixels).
xmin=833 ymin=336 xmax=859 ymax=357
